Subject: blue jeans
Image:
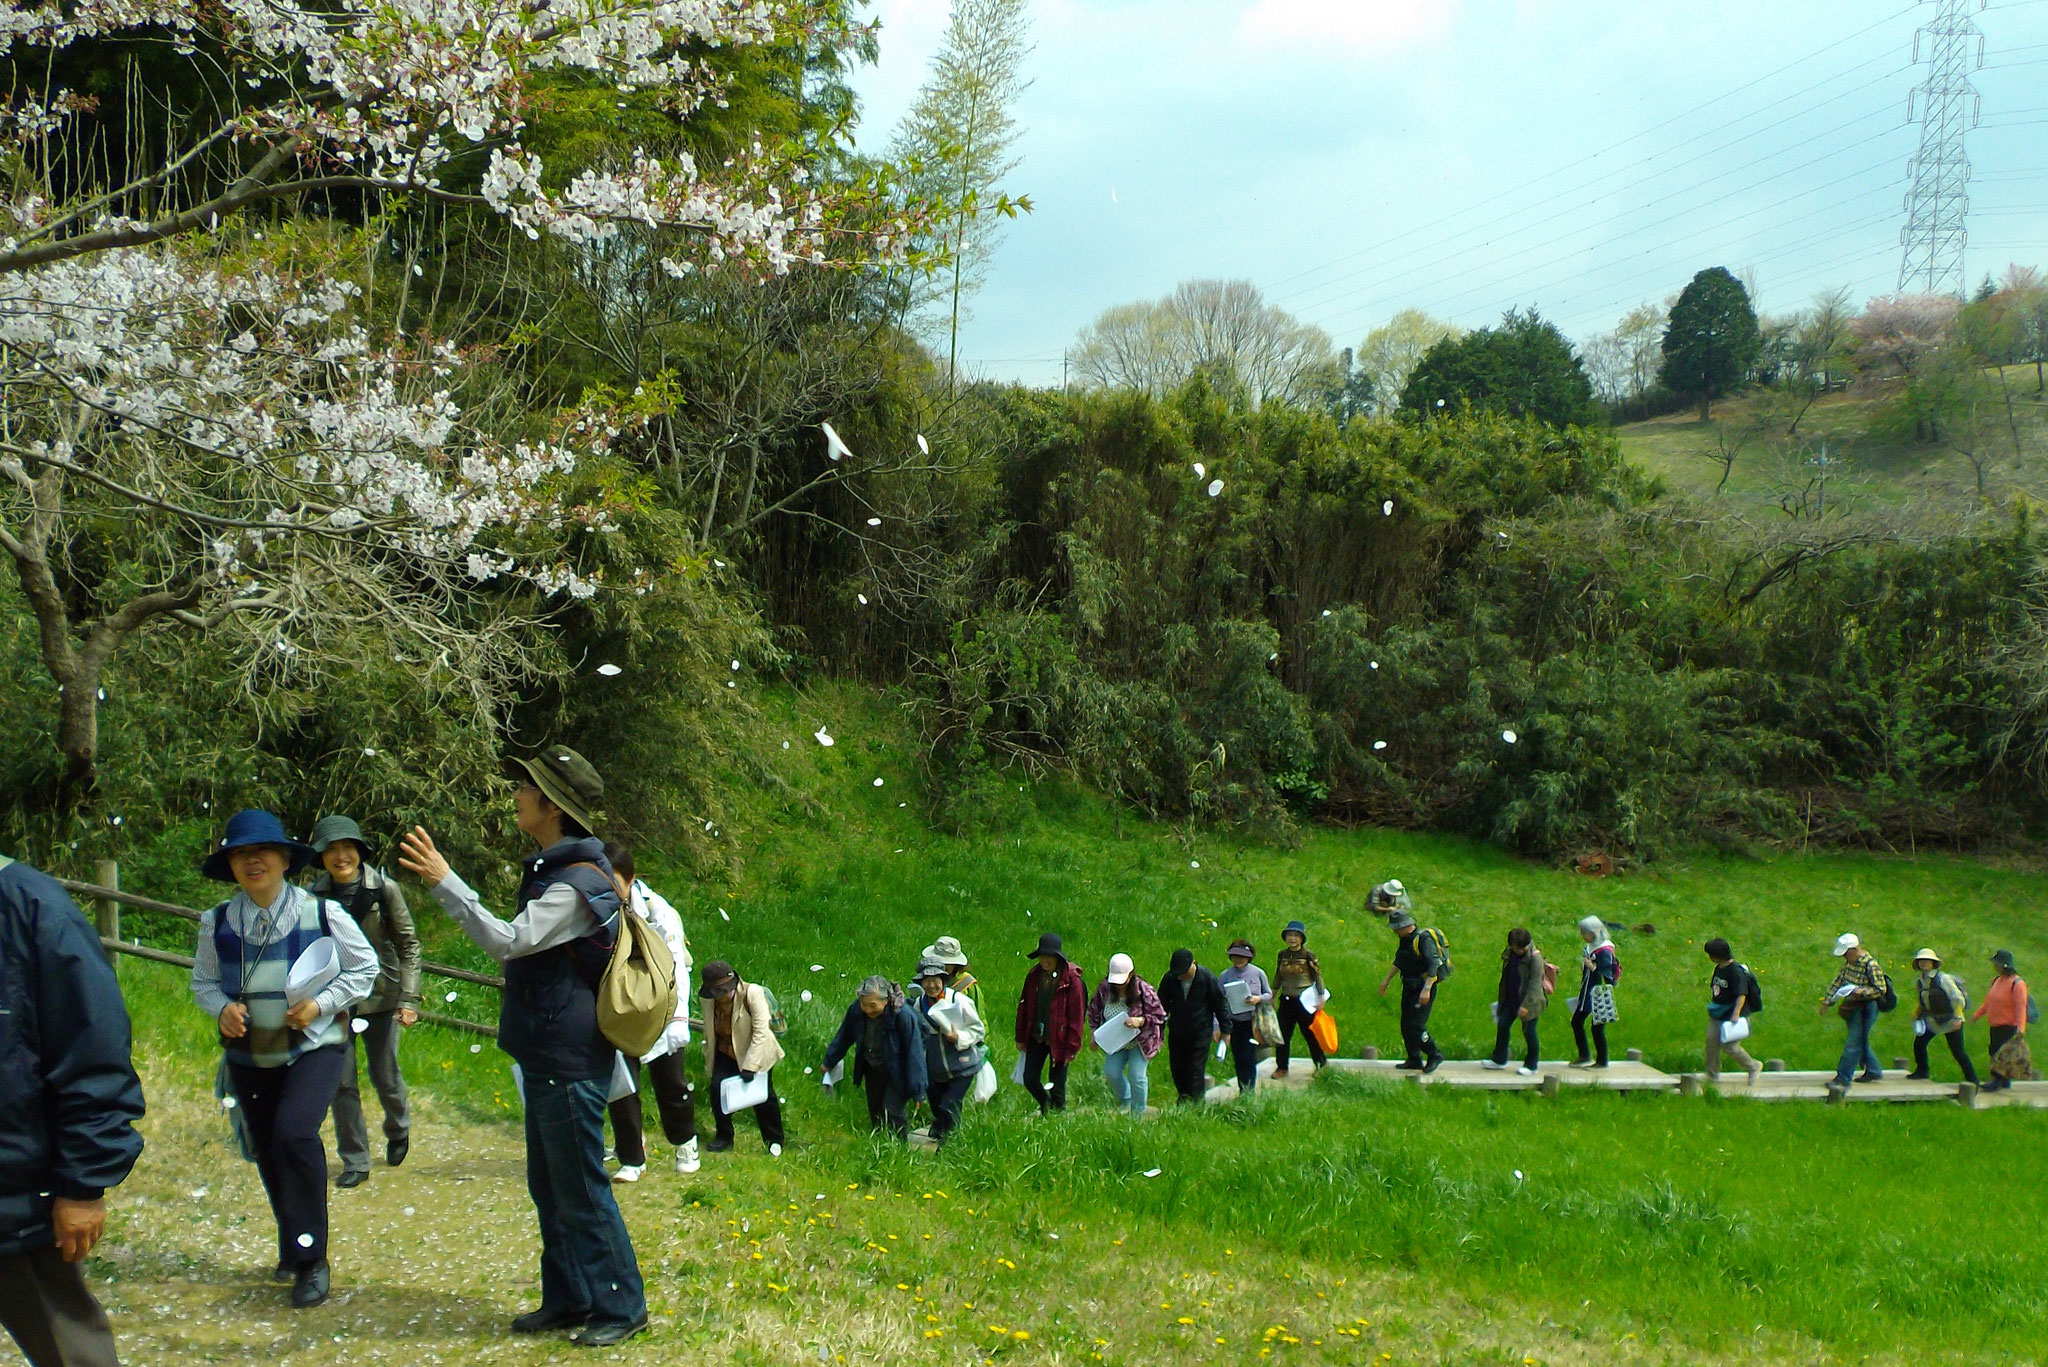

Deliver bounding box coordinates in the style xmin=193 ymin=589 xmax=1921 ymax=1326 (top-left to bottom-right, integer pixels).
xmin=1834 ymin=1001 xmax=1882 ymax=1086
xmin=1102 ymin=1046 xmax=1149 ymax=1115
xmin=524 ymin=1074 xmax=647 ymax=1329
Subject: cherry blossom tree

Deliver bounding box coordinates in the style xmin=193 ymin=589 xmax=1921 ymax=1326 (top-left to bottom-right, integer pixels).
xmin=0 ymin=1 xmax=910 ymax=800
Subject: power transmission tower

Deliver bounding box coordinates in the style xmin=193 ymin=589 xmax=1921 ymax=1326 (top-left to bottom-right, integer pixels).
xmin=1897 ymin=0 xmax=1985 ymax=296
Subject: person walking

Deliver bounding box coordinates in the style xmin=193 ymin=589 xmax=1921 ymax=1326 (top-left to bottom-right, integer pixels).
xmin=1087 ymin=953 xmax=1164 ymax=1116
xmin=1819 ymin=932 xmax=1890 ymax=1097
xmin=1906 ymin=949 xmax=1979 ymax=1086
xmin=305 ymin=815 xmax=420 ymax=1189
xmin=1973 ymin=950 xmax=2031 ymax=1092
xmin=1377 ymin=911 xmax=1445 ymax=1073
xmin=696 ymin=961 xmax=788 ymax=1152
xmin=913 ymin=958 xmax=985 ymax=1145
xmin=1568 ymin=916 xmax=1619 ymax=1070
xmin=1014 ymin=933 xmax=1087 ymax=1114
xmin=601 ymin=845 xmax=698 ymax=1180
xmin=1702 ymin=938 xmax=1763 ymax=1085
xmin=822 ymin=976 xmax=928 ymax=1140
xmin=1158 ymin=949 xmax=1230 ymax=1104
xmin=397 ymin=748 xmax=648 ymax=1346
xmin=192 ymin=810 xmax=378 ymax=1309
xmin=1219 ymin=939 xmax=1271 ymax=1093
xmin=0 ymin=853 xmax=146 ymax=1367
xmin=921 ymin=935 xmax=984 ymax=1018
xmin=1482 ymin=927 xmax=1546 ymax=1075
xmin=1271 ymin=921 xmax=1327 ymax=1077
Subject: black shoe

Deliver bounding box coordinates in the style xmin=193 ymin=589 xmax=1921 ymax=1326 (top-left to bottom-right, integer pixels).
xmin=1905 ymin=1071 xmax=1930 ymax=1081
xmin=572 ymin=1314 xmax=649 ymax=1348
xmin=290 ymin=1261 xmax=330 ymax=1308
xmin=336 ymin=1170 xmax=368 ymax=1189
xmin=1859 ymin=1071 xmax=1883 ymax=1084
xmin=272 ymin=1261 xmax=293 ymax=1284
xmin=511 ymin=1307 xmax=590 ymax=1334
xmin=1422 ymin=1055 xmax=1444 ymax=1074
xmin=1395 ymin=1060 xmax=1424 ymax=1070
xmin=703 ymin=1137 xmax=734 ymax=1153
xmin=387 ymin=1136 xmax=409 ymax=1168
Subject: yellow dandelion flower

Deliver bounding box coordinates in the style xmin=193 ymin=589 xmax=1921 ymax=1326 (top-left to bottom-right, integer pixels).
xmin=1012 ymin=1331 xmax=1030 ymax=1341
xmin=1178 ymin=1317 xmax=1194 ymax=1325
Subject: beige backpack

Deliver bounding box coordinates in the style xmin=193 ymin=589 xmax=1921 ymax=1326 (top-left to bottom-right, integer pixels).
xmin=584 ymin=869 xmax=678 ymax=1057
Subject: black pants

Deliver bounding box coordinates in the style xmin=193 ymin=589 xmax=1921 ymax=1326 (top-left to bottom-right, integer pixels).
xmin=1399 ymin=983 xmax=1441 ymax=1066
xmin=863 ymin=1067 xmax=910 ymax=1138
xmin=1228 ymin=1017 xmax=1258 ymax=1091
xmin=229 ymin=1044 xmax=349 ymax=1269
xmin=1021 ymin=1042 xmax=1069 ymax=1112
xmin=929 ymin=1073 xmax=972 ymax=1143
xmin=332 ymin=1009 xmax=410 ymax=1175
xmin=709 ymin=1052 xmax=784 ymax=1146
xmin=1491 ymin=1012 xmax=1539 ymax=1068
xmin=608 ymin=1051 xmax=697 ymax=1166
xmin=1987 ymin=1024 xmax=2020 ymax=1085
xmin=1167 ymin=1027 xmax=1211 ymax=1103
xmin=1571 ymin=1008 xmax=1609 ymax=1066
xmin=1275 ymin=995 xmax=1327 ymax=1071
xmin=0 ymin=1245 xmax=119 ymax=1367
xmin=1911 ymin=1027 xmax=1979 ymax=1083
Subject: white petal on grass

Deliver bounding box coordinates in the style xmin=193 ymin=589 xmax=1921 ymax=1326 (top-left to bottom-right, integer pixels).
xmin=596 ymin=663 xmax=622 ymax=677
xmin=1190 ymin=860 xmax=1200 ymax=869
xmin=867 ymin=517 xmax=882 ymax=527
xmin=363 ymin=747 xmax=378 ymax=756
xmin=1513 ymin=1169 xmax=1525 ymax=1181
xmin=800 ymin=990 xmax=813 ymax=1003
xmin=1142 ymin=1168 xmax=1163 ymax=1178
xmin=873 ymin=778 xmax=885 ymax=787
xmin=403 ymin=1206 xmax=416 ymax=1217
xmin=1373 ymin=740 xmax=1388 ymax=751
xmin=445 ymin=991 xmax=458 ymax=1003
xmin=1207 ymin=479 xmax=1224 ymax=497
xmin=783 ymin=740 xmax=791 ymax=749
xmin=1370 ymin=661 xmax=1379 ymax=670
xmin=1192 ymin=462 xmax=1205 ymax=477
xmin=731 ymin=660 xmax=741 ymax=670
xmin=917 ymin=433 xmax=930 ymax=455
xmin=810 ymin=964 xmax=824 ymax=972
xmin=1503 ymin=730 xmax=1519 ymax=744
xmin=821 ymin=421 xmax=852 ymax=462
xmin=470 ymin=1043 xmax=483 ymax=1054
xmin=857 ymin=593 xmax=869 ymax=605
xmin=1321 ymin=609 xmax=1332 ymax=617
xmin=1383 ymin=499 xmax=1394 ymax=516
xmin=814 ymin=729 xmax=835 ymax=747
xmin=719 ymin=908 xmax=731 ymax=922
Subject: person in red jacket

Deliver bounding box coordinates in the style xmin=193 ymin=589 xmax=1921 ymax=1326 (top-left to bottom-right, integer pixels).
xmin=1015 ymin=933 xmax=1088 ymax=1114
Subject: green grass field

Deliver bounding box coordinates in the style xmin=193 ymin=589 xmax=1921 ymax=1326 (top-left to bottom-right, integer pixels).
xmin=80 ymin=683 xmax=2048 ymax=1365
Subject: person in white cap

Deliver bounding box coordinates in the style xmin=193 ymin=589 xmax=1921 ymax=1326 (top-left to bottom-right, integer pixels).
xmin=1086 ymin=953 xmax=1164 ymax=1117
xmin=1905 ymin=949 xmax=1978 ymax=1086
xmin=1365 ymin=880 xmax=1410 ymax=918
xmin=1819 ymin=932 xmax=1891 ymax=1095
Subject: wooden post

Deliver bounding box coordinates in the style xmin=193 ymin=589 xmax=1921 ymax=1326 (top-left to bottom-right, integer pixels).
xmin=1360 ymin=1045 xmax=1379 ymax=1061
xmin=1538 ymin=1075 xmax=1560 ymax=1098
xmin=1678 ymin=1074 xmax=1703 ymax=1097
xmin=1625 ymin=1047 xmax=1643 ymax=1063
xmin=1765 ymin=1058 xmax=1786 ymax=1071
xmin=94 ymin=859 xmax=119 ymax=966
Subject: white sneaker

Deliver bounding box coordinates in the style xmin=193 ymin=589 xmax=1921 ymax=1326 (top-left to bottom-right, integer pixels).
xmin=1479 ymin=1060 xmax=1506 ymax=1070
xmin=611 ymin=1164 xmax=645 ymax=1184
xmin=1517 ymin=1066 xmax=1538 ymax=1077
xmin=675 ymin=1139 xmax=701 ymax=1175
xmin=768 ymin=1143 xmax=783 ymax=1158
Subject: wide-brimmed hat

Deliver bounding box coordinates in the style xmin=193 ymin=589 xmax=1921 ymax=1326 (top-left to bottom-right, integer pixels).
xmin=1387 ymin=910 xmax=1417 ymax=932
xmin=930 ymin=935 xmax=970 ymax=967
xmin=203 ymin=810 xmax=315 ymax=883
xmin=510 ymin=745 xmax=605 ymax=833
xmin=1282 ymin=919 xmax=1308 ymax=941
xmin=1833 ymin=932 xmax=1861 ymax=957
xmin=1226 ymin=938 xmax=1255 ymax=960
xmin=1911 ymin=947 xmax=1941 ymax=966
xmin=697 ymin=960 xmax=738 ymax=998
xmin=1991 ymin=948 xmax=2018 ymax=972
xmin=1105 ymin=953 xmax=1134 ymax=984
xmin=1024 ymin=932 xmax=1067 ymax=963
xmin=914 ymin=957 xmax=950 ymax=981
xmin=307 ymin=814 xmax=376 ymax=861
xmin=1368 ymin=879 xmax=1406 ymax=910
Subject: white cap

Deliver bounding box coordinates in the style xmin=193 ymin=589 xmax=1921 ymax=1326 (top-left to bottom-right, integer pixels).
xmin=1105 ymin=952 xmax=1134 ymax=985
xmin=1386 ymin=879 xmax=1405 ymax=895
xmin=1833 ymin=932 xmax=1861 ymax=956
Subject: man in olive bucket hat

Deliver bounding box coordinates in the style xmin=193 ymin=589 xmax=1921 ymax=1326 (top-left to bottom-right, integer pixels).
xmin=399 ymin=747 xmax=648 ymax=1348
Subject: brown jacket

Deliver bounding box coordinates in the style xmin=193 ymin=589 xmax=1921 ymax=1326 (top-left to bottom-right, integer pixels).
xmin=1502 ymin=947 xmax=1550 ymax=1020
xmin=308 ymin=865 xmax=420 ymax=1015
xmin=705 ymin=980 xmax=785 ymax=1075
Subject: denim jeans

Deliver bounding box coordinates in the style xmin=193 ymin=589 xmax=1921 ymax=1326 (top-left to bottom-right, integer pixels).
xmin=1834 ymin=1000 xmax=1881 ymax=1086
xmin=523 ymin=1073 xmax=647 ymax=1329
xmin=1102 ymin=1045 xmax=1149 ymax=1115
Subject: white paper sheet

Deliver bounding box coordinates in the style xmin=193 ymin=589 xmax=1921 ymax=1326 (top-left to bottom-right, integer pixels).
xmin=720 ymin=1071 xmax=771 ymax=1113
xmin=1011 ymin=1054 xmax=1029 ymax=1086
xmin=606 ymin=1052 xmax=637 ymax=1103
xmin=1093 ymin=1006 xmax=1139 ymax=1054
xmin=1298 ymin=984 xmax=1326 ymax=1014
xmin=285 ymin=937 xmax=339 ymax=1034
xmin=822 ymin=1059 xmax=844 ymax=1088
xmin=1719 ymin=1018 xmax=1752 ymax=1045
xmin=1223 ymin=979 xmax=1252 ymax=1014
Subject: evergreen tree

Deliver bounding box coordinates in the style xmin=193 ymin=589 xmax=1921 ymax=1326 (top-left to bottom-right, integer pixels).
xmin=1398 ymin=309 xmax=1596 ymax=428
xmin=1659 ymin=266 xmax=1761 ymax=420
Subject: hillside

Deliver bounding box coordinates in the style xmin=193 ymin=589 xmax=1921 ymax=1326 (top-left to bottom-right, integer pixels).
xmin=65 ymin=684 xmax=2048 ymax=1366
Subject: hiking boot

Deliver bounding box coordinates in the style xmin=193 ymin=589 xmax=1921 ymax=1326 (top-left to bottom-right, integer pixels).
xmin=1858 ymin=1070 xmax=1883 ymax=1084
xmin=675 ymin=1139 xmax=701 ymax=1175
xmin=511 ymin=1307 xmax=589 ymax=1334
xmin=1422 ymin=1055 xmax=1444 ymax=1074
xmin=704 ymin=1137 xmax=734 ymax=1153
xmin=387 ymin=1137 xmax=409 ymax=1168
xmin=1394 ymin=1060 xmax=1424 ymax=1071
xmin=1905 ymin=1071 xmax=1930 ymax=1081
xmin=572 ymin=1314 xmax=648 ymax=1348
xmin=1568 ymin=1057 xmax=1593 ymax=1069
xmin=1825 ymin=1081 xmax=1848 ymax=1103
xmin=271 ymin=1261 xmax=294 ymax=1284
xmin=1271 ymin=1067 xmax=1289 ymax=1078
xmin=290 ymin=1261 xmax=330 ymax=1309
xmin=336 ymin=1170 xmax=367 ymax=1190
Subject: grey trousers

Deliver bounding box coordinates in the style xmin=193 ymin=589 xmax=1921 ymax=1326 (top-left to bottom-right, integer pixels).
xmin=0 ymin=1245 xmax=120 ymax=1367
xmin=332 ymin=1010 xmax=410 ymax=1174
xmin=1703 ymin=1017 xmax=1759 ymax=1080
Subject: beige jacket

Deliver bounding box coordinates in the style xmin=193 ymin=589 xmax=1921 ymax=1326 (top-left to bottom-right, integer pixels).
xmin=705 ymin=980 xmax=785 ymax=1075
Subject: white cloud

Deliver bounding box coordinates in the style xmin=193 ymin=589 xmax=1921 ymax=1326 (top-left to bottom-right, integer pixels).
xmin=1240 ymin=0 xmax=1456 ymax=50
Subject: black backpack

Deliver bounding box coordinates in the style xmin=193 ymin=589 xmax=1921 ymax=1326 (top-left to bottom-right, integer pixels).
xmin=1740 ymin=964 xmax=1764 ymax=1015
xmin=1876 ymin=969 xmax=1899 ymax=1013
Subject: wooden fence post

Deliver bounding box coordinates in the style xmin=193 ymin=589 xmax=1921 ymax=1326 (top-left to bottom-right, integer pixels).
xmin=94 ymin=859 xmax=120 ymax=966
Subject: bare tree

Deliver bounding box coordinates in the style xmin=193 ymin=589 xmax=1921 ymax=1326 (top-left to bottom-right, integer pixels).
xmin=1355 ymin=309 xmax=1461 ymax=415
xmin=1072 ymin=280 xmax=1336 ymax=406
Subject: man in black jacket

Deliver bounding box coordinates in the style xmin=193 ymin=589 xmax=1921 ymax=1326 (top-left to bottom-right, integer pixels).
xmin=1157 ymin=948 xmax=1230 ymax=1104
xmin=0 ymin=854 xmax=146 ymax=1367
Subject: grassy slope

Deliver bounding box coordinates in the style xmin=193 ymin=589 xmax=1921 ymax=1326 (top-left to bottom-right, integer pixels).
xmin=88 ymin=683 xmax=2048 ymax=1365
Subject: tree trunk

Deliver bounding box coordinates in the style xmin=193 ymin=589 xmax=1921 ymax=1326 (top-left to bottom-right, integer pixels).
xmin=55 ymin=660 xmax=104 ymax=805
xmin=1699 ymin=394 xmax=1712 ymax=421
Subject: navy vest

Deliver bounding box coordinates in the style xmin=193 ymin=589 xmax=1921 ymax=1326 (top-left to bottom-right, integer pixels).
xmin=497 ymin=838 xmax=620 ymax=1081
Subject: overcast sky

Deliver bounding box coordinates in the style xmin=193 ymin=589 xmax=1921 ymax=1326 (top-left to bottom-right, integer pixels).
xmin=848 ymin=0 xmax=2048 ymax=386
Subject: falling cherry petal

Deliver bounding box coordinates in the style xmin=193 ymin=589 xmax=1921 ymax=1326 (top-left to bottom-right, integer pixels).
xmin=596 ymin=663 xmax=622 ymax=677
xmin=719 ymin=908 xmax=731 ymax=921
xmin=1207 ymin=479 xmax=1224 ymax=497
xmin=917 ymin=433 xmax=930 ymax=455
xmin=815 ymin=729 xmax=835 ymax=747
xmin=352 ymin=1017 xmax=370 ymax=1035
xmin=857 ymin=593 xmax=869 ymax=605
xmin=873 ymin=777 xmax=885 ymax=787
xmin=1383 ymin=499 xmax=1394 ymax=516
xmin=1370 ymin=661 xmax=1379 ymax=670
xmin=800 ymin=990 xmax=813 ymax=1003
xmin=445 ymin=991 xmax=458 ymax=1003
xmin=811 ymin=964 xmax=825 ymax=973
xmin=1373 ymin=740 xmax=1388 ymax=751
xmin=1190 ymin=860 xmax=1200 ymax=869
xmin=470 ymin=1043 xmax=483 ymax=1053
xmin=821 ymin=420 xmax=852 ymax=462
xmin=297 ymin=1233 xmax=315 ymax=1248
xmin=1503 ymin=730 xmax=1519 ymax=744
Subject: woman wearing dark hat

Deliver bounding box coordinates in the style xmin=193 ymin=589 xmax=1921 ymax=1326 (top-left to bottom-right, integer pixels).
xmin=1271 ymin=920 xmax=1327 ymax=1077
xmin=1219 ymin=939 xmax=1271 ymax=1094
xmin=821 ymin=975 xmax=927 ymax=1140
xmin=398 ymin=746 xmax=648 ymax=1346
xmin=1014 ymin=933 xmax=1088 ymax=1114
xmin=1973 ymin=950 xmax=2032 ymax=1091
xmin=697 ymin=961 xmax=787 ymax=1152
xmin=190 ymin=810 xmax=379 ymax=1308
xmin=306 ymin=815 xmax=421 ymax=1187
xmin=914 ymin=957 xmax=985 ymax=1144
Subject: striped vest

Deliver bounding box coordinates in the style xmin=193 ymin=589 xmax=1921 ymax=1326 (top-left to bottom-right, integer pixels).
xmin=212 ymin=888 xmax=339 ymax=1068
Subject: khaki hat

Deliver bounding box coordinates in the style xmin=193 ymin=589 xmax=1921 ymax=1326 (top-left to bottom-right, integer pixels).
xmin=511 ymin=745 xmax=604 ymax=833
xmin=1912 ymin=948 xmax=1941 ymax=966
xmin=929 ymin=935 xmax=970 ymax=967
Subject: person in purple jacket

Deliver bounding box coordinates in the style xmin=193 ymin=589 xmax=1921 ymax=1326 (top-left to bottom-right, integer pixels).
xmin=1088 ymin=953 xmax=1165 ymax=1116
